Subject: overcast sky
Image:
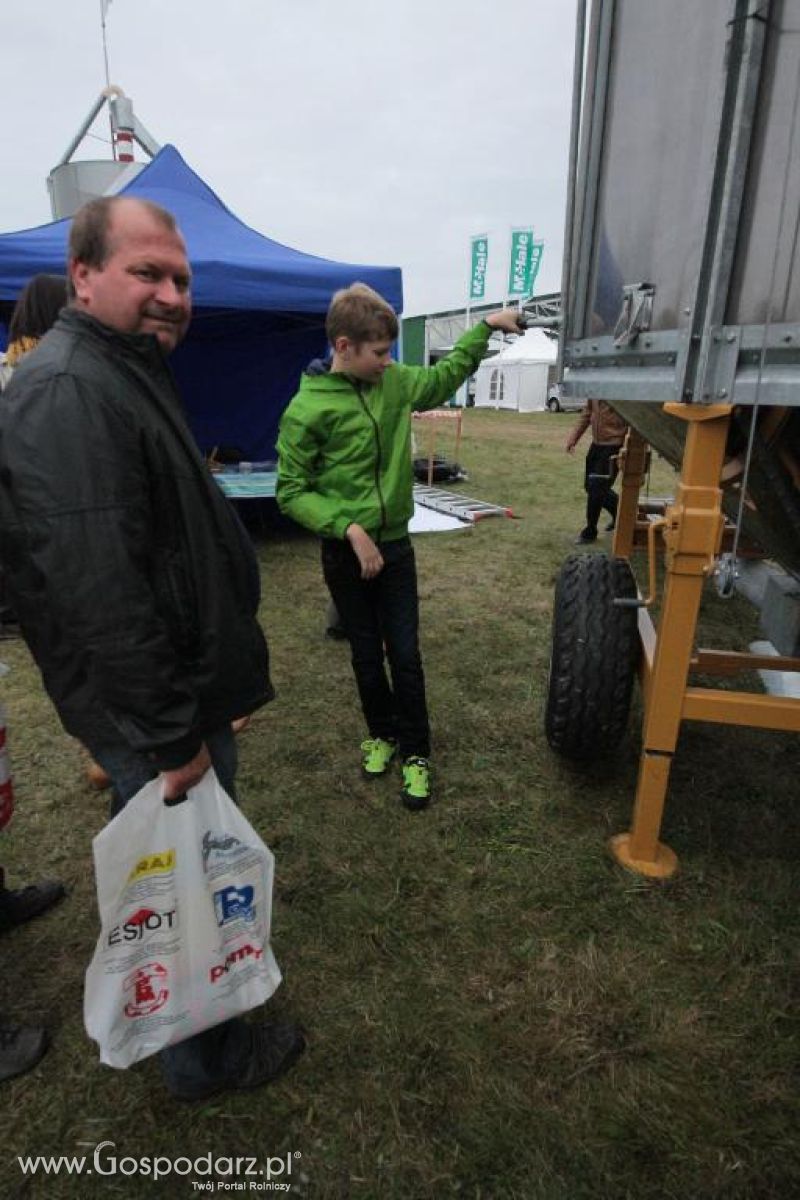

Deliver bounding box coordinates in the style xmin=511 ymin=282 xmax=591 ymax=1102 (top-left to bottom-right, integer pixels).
xmin=1 ymin=0 xmax=577 ymax=317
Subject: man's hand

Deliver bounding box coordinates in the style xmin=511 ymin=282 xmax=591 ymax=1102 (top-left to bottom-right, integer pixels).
xmin=161 ymin=743 xmax=212 ymax=800
xmin=566 ymin=442 xmax=576 ymax=455
xmin=484 ymin=309 xmax=526 ymax=335
xmin=346 ymin=523 xmax=384 ymax=580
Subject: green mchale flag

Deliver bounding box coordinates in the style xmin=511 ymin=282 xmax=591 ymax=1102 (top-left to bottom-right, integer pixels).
xmin=507 ymin=228 xmax=535 ymax=297
xmin=470 ymin=235 xmax=489 ymax=302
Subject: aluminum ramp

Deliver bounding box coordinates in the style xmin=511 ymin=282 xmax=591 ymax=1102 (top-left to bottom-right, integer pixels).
xmin=412 ymin=483 xmax=514 ymax=523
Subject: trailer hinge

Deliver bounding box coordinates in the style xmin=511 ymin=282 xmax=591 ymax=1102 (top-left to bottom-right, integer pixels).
xmin=613 ymin=283 xmax=655 ymax=347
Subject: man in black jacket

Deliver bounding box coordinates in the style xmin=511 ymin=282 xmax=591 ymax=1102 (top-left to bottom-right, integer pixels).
xmin=0 ymin=196 xmax=303 ymax=1100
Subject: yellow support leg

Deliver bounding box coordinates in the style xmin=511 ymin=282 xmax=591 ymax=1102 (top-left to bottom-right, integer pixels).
xmin=610 ymin=754 xmax=678 ymax=878
xmin=612 ymin=428 xmax=647 ymax=560
xmin=609 ymin=404 xmax=732 ymax=879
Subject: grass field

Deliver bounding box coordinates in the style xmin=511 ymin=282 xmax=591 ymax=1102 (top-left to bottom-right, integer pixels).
xmin=1 ymin=410 xmax=798 ymax=1200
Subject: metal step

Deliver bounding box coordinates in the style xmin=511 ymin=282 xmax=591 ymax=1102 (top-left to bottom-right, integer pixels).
xmin=412 ymin=483 xmax=514 ymax=523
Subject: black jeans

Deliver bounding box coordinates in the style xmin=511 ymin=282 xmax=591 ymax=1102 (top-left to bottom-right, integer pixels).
xmin=321 ymin=536 xmax=430 ymax=759
xmin=584 ymin=442 xmax=621 ymax=534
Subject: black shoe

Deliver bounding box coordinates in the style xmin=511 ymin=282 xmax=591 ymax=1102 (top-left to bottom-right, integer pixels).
xmin=0 ymin=880 xmax=66 ymax=934
xmin=0 ymin=1022 xmax=48 ymax=1083
xmin=575 ymin=528 xmax=597 ymax=544
xmin=171 ymin=1021 xmax=306 ymax=1102
xmin=238 ymin=1021 xmax=306 ymax=1088
xmin=604 ymin=519 xmax=616 ymax=532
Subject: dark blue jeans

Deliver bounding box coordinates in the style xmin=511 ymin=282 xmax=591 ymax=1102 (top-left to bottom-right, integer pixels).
xmin=85 ymin=726 xmax=252 ymax=1096
xmin=321 ymin=535 xmax=430 ymax=758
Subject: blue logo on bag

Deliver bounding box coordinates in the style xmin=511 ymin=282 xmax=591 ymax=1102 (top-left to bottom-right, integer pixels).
xmin=213 ymin=885 xmax=256 ymax=926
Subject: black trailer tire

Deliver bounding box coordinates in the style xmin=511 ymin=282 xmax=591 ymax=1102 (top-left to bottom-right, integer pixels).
xmin=545 ymin=553 xmax=639 ymax=761
xmin=547 ymin=396 xmax=561 ymax=412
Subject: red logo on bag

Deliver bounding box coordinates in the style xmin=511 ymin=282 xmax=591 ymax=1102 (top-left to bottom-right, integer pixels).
xmin=123 ymin=962 xmax=169 ymax=1017
xmin=209 ymin=942 xmax=264 ymax=982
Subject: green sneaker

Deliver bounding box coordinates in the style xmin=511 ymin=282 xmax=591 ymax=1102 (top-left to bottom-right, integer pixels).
xmin=400 ymin=757 xmax=431 ymax=810
xmin=361 ymin=738 xmax=397 ymax=777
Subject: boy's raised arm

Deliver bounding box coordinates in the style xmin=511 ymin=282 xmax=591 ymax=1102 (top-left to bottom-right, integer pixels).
xmin=405 ymin=308 xmax=525 ymax=412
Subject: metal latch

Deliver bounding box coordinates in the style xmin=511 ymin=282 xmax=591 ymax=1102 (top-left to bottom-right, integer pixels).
xmin=613 ymin=283 xmax=655 ymax=347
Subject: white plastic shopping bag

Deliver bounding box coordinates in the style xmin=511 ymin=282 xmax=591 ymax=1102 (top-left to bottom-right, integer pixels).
xmin=84 ymin=770 xmax=282 ymax=1069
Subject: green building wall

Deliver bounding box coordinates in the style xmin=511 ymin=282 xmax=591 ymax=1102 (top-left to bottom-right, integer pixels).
xmin=401 ymin=315 xmax=426 ymax=366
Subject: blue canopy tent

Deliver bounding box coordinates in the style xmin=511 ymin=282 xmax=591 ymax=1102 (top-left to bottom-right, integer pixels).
xmin=0 ymin=145 xmax=403 ymax=459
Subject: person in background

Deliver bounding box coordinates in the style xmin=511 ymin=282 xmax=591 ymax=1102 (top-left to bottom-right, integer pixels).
xmin=0 ymin=275 xmax=69 ymax=1082
xmin=0 ymin=275 xmax=68 ymax=632
xmin=565 ymin=397 xmax=629 ymax=543
xmin=277 ymin=282 xmax=522 ymax=809
xmin=0 ymin=274 xmax=67 ymax=391
xmin=0 ymin=274 xmax=112 ymax=789
xmin=0 ymin=865 xmax=65 ymax=1083
xmin=0 ymin=196 xmax=303 ymax=1101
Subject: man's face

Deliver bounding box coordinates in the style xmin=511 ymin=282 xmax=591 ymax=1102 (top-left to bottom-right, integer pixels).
xmin=340 ymin=338 xmax=394 ymax=384
xmin=70 ymin=201 xmax=192 ymax=352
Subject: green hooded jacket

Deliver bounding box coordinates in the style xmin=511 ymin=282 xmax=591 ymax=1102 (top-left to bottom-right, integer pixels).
xmin=276 ymin=320 xmax=493 ymax=542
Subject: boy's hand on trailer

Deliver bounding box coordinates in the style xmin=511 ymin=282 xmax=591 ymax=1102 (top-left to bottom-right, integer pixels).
xmin=484 ymin=309 xmax=526 ymax=335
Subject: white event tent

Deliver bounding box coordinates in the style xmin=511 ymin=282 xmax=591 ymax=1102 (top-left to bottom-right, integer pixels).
xmin=474 ymin=328 xmax=558 ymax=412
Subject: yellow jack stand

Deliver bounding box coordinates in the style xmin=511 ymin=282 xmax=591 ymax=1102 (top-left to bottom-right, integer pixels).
xmin=609 ymin=403 xmax=800 ymax=878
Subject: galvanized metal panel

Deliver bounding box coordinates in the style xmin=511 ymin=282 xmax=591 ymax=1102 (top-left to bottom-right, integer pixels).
xmin=584 ymin=0 xmax=732 ymax=337
xmin=559 ymin=1 xmax=800 ymax=578
xmin=727 ymin=0 xmax=800 ymax=325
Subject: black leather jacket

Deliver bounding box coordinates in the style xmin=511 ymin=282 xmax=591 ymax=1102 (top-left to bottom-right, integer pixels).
xmin=0 ymin=309 xmax=273 ymax=769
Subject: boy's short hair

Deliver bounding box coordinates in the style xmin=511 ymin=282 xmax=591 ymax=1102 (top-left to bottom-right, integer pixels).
xmin=326 ymin=282 xmax=398 ymax=346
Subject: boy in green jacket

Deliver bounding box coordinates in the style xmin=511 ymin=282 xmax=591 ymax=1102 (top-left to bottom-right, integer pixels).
xmin=277 ymin=283 xmax=521 ymax=808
